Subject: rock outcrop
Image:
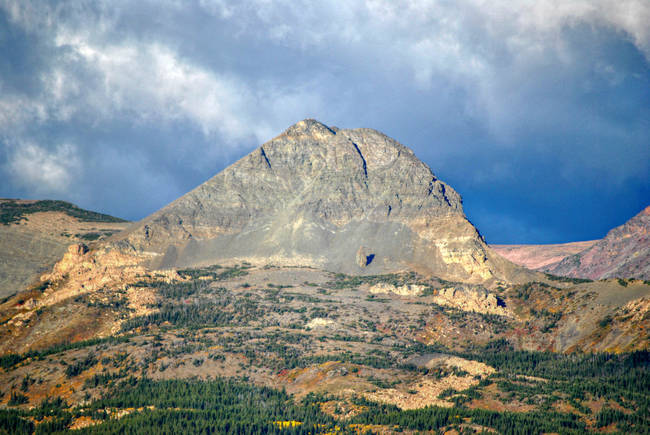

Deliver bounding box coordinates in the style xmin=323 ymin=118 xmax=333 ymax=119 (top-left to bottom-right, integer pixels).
xmin=37 ymin=243 xmax=152 ymax=309
xmin=365 ymin=354 xmax=494 ymax=410
xmin=0 ymin=200 xmax=129 ymax=298
xmin=115 ymin=119 xmax=524 ymax=283
xmin=356 ymin=246 xmax=373 ymax=268
xmin=432 ymin=286 xmax=510 ymax=317
xmin=545 ymin=206 xmax=650 ymax=280
xmin=369 ymin=282 xmax=429 ymax=296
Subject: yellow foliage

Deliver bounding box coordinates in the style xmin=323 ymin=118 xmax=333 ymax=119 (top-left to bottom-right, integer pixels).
xmin=273 ymin=420 xmax=303 ymax=428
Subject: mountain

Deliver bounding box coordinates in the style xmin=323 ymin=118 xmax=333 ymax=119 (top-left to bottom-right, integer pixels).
xmin=0 ymin=199 xmax=129 ymax=298
xmin=116 ymin=119 xmax=524 ymax=284
xmin=0 ymin=122 xmax=648 ymax=433
xmin=545 ymin=206 xmax=650 ymax=280
xmin=491 ymin=240 xmax=598 ymax=270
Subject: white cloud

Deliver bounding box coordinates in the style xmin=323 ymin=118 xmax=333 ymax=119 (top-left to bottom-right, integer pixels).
xmin=192 ymin=0 xmax=649 ymax=141
xmin=6 ymin=142 xmax=81 ymax=195
xmin=0 ymin=94 xmax=48 ymax=132
xmin=0 ymin=0 xmax=647 ymax=196
xmin=54 ymin=37 xmax=258 ymax=141
xmin=195 ymin=1 xmax=650 ymax=65
xmin=2 ymin=0 xmax=647 ymax=145
xmin=0 ymin=1 xmax=324 ymax=146
xmin=0 ymin=39 xmax=322 ymax=149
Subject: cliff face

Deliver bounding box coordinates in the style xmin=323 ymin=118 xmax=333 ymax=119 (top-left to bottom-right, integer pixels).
xmin=546 ymin=206 xmax=650 ymax=280
xmin=116 ymin=119 xmax=522 ymax=283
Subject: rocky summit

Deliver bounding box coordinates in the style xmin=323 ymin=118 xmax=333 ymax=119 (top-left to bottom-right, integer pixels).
xmin=116 ymin=119 xmax=520 ymax=283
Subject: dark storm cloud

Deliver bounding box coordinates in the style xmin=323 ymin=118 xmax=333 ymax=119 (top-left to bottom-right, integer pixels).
xmin=0 ymin=0 xmax=648 ymax=242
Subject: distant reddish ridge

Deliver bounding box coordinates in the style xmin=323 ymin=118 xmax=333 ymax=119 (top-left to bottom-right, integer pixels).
xmin=490 ymin=240 xmax=598 ymax=270
xmin=544 ymin=205 xmax=650 ymax=280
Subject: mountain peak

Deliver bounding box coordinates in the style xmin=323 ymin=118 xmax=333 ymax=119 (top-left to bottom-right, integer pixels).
xmin=116 ymin=120 xmax=522 ymax=283
xmin=283 ymin=118 xmax=337 ymax=138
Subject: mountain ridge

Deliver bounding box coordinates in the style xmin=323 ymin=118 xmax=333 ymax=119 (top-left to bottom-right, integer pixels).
xmin=545 ymin=205 xmax=650 ymax=280
xmin=491 ymin=240 xmax=599 ymax=270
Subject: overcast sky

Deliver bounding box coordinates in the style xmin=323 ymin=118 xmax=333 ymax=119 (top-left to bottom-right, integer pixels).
xmin=0 ymin=0 xmax=648 ymax=244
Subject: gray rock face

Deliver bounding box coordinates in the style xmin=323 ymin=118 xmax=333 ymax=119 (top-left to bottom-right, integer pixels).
xmin=116 ymin=119 xmax=520 ymax=282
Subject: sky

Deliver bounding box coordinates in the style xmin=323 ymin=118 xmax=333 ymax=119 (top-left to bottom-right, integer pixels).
xmin=0 ymin=0 xmax=648 ymax=244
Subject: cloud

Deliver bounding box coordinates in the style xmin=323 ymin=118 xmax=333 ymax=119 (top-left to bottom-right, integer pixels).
xmin=0 ymin=0 xmax=647 ymax=241
xmin=4 ymin=0 xmax=647 ymax=147
xmin=192 ymin=1 xmax=650 ymax=153
xmin=1 ymin=1 xmax=326 ymax=145
xmin=45 ymin=38 xmax=320 ymax=146
xmin=0 ymin=94 xmax=47 ymax=132
xmin=193 ymin=1 xmax=650 ymax=78
xmin=53 ymin=37 xmax=260 ymax=141
xmin=6 ymin=141 xmax=81 ymax=195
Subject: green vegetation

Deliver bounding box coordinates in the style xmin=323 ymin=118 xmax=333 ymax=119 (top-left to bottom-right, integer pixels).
xmin=350 ymin=344 xmax=649 ymax=433
xmin=599 ymin=315 xmax=613 ymax=328
xmin=530 ymin=307 xmax=563 ymax=332
xmin=353 ymin=402 xmax=588 ymax=434
xmin=596 ymin=407 xmax=648 ymax=431
xmin=76 ymin=232 xmax=103 ymax=241
xmin=2 ymin=332 xmax=648 ymax=433
xmin=11 ymin=375 xmax=624 ymax=433
xmin=120 ymin=291 xmax=263 ymax=331
xmin=0 ymin=336 xmax=131 ymax=371
xmin=83 ymin=371 xmax=128 ymax=389
xmin=324 ymin=271 xmax=433 ymax=292
xmin=0 ymin=398 xmax=72 ymax=434
xmin=8 ymin=391 xmax=29 ymax=406
xmin=0 ymin=199 xmax=126 ymax=225
xmin=0 ymin=409 xmax=34 ymax=434
xmin=65 ymin=353 xmax=98 ymax=377
xmin=544 ymin=273 xmax=592 ymax=284
xmin=176 ymin=263 xmax=251 ymax=280
xmin=512 ymin=281 xmax=554 ymax=300
xmin=2 ymin=378 xmax=337 ymax=434
xmin=3 ymin=265 xmax=648 ymax=433
xmin=459 ymin=340 xmax=648 ymax=382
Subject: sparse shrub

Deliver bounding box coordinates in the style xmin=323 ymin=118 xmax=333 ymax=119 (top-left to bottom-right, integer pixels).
xmin=8 ymin=391 xmax=28 ymax=406
xmin=599 ymin=315 xmax=613 ymax=328
xmin=20 ymin=375 xmax=33 ymax=392
xmin=65 ymin=353 xmax=98 ymax=377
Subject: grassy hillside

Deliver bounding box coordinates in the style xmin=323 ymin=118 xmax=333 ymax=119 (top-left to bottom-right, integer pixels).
xmin=0 ymin=199 xmax=126 ymax=225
